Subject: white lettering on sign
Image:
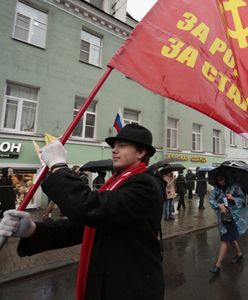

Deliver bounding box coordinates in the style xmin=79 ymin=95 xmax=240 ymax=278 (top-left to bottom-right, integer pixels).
xmin=0 ymin=142 xmax=22 ymax=153
xmin=10 ymin=143 xmax=22 ymax=152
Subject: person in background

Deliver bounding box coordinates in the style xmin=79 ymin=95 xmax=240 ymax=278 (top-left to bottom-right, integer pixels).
xmin=185 ymin=169 xmax=195 ymax=201
xmin=93 ymin=171 xmax=106 ymax=190
xmin=71 ymin=165 xmax=89 ymax=185
xmin=0 ymin=124 xmax=165 ymax=300
xmin=43 ymin=165 xmax=81 ymax=220
xmin=0 ymin=168 xmax=16 ymax=219
xmin=71 ymin=165 xmax=80 ymax=174
xmin=79 ymin=171 xmax=89 ymax=186
xmin=209 ymin=174 xmax=247 ymax=274
xmin=195 ymin=168 xmax=207 ymax=209
xmin=163 ymin=171 xmax=176 ymax=220
xmin=175 ymin=170 xmax=187 ymax=211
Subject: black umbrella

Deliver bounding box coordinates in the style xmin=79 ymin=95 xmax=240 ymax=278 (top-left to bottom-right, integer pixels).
xmin=80 ymin=159 xmax=113 ymax=173
xmin=160 ymin=163 xmax=186 ymax=173
xmin=197 ymin=166 xmax=216 ymax=172
xmin=147 ymin=158 xmax=182 ymax=173
xmin=208 ymin=161 xmax=248 ymax=193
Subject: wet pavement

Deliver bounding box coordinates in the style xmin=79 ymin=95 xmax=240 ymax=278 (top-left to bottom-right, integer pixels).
xmin=163 ymin=227 xmax=248 ymax=300
xmin=1 ymin=196 xmax=247 ymax=299
xmin=0 ymin=195 xmax=217 ymax=284
xmin=1 ymin=225 xmax=248 ymax=300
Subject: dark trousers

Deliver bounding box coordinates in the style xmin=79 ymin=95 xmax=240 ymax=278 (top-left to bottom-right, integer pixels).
xmin=188 ymin=188 xmax=193 ymax=200
xmin=177 ymin=194 xmax=186 ymax=210
xmin=199 ymin=195 xmax=205 ymax=208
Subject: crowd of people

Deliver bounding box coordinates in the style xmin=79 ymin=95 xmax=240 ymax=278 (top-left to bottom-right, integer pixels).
xmin=157 ymin=167 xmax=209 ymax=222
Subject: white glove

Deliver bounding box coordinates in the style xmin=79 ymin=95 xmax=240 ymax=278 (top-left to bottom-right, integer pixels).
xmin=0 ymin=210 xmax=36 ymax=238
xmin=40 ymin=140 xmax=68 ymax=169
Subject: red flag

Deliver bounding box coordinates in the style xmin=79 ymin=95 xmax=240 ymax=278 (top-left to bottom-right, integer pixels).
xmin=108 ymin=0 xmax=248 ymax=137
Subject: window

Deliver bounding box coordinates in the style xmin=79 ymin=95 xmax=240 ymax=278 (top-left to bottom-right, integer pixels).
xmin=167 ymin=118 xmax=178 ymax=149
xmin=243 ymin=138 xmax=248 ymax=148
xmin=88 ymin=0 xmax=103 ymax=9
xmin=1 ymin=82 xmax=38 ymax=133
xmin=80 ymin=30 xmax=102 ymax=66
xmin=72 ymin=96 xmax=97 ymax=139
xmin=123 ymin=108 xmax=140 ymax=125
xmin=213 ymin=129 xmax=221 ymax=154
xmin=13 ymin=1 xmax=48 ymax=48
xmin=230 ymin=130 xmax=236 ymax=146
xmin=192 ymin=123 xmax=202 ymax=151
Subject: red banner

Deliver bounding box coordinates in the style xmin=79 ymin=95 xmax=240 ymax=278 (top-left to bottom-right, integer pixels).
xmin=108 ymin=0 xmax=248 ymax=137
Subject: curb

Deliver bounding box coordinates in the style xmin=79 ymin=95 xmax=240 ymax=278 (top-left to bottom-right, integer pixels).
xmin=0 ymin=223 xmax=218 ymax=284
xmin=0 ymin=260 xmax=78 ymax=284
xmin=163 ymin=223 xmax=217 ymax=240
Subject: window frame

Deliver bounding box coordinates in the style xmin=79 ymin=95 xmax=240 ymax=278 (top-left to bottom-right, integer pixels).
xmin=13 ymin=1 xmax=48 ymax=49
xmin=123 ymin=108 xmax=140 ymax=125
xmin=167 ymin=118 xmax=178 ymax=150
xmin=242 ymin=137 xmax=248 ymax=149
xmin=79 ymin=29 xmax=103 ymax=67
xmin=192 ymin=123 xmax=202 ymax=151
xmin=230 ymin=130 xmax=236 ymax=146
xmin=72 ymin=96 xmax=97 ymax=140
xmin=213 ymin=129 xmax=221 ymax=154
xmin=1 ymin=82 xmax=39 ymax=134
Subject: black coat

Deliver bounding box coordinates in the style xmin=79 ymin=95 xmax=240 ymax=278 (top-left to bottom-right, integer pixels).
xmin=195 ymin=171 xmax=207 ymax=195
xmin=185 ymin=172 xmax=195 ymax=190
xmin=175 ymin=174 xmax=187 ymax=195
xmin=18 ymin=168 xmax=165 ymax=300
xmin=0 ymin=177 xmax=16 ymax=218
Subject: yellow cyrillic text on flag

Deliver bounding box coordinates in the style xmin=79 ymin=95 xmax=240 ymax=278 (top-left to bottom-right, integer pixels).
xmin=160 ymin=11 xmax=248 ymax=112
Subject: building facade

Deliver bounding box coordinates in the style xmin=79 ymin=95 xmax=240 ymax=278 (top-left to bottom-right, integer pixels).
xmin=166 ymin=100 xmax=226 ymax=169
xmin=0 ymin=0 xmax=228 ymax=208
xmin=0 ymin=0 xmax=165 ymax=207
xmin=224 ymin=128 xmax=248 ymax=163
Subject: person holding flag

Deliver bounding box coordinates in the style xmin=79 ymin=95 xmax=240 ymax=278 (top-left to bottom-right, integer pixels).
xmin=0 ymin=124 xmax=165 ymax=300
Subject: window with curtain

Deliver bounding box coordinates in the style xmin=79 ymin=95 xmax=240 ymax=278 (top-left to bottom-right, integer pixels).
xmin=72 ymin=96 xmax=97 ymax=139
xmin=123 ymin=108 xmax=140 ymax=125
xmin=13 ymin=1 xmax=48 ymax=48
xmin=80 ymin=30 xmax=102 ymax=66
xmin=2 ymin=83 xmax=38 ymax=133
xmin=242 ymin=137 xmax=248 ymax=148
xmin=213 ymin=129 xmax=221 ymax=154
xmin=167 ymin=118 xmax=178 ymax=149
xmin=192 ymin=123 xmax=202 ymax=151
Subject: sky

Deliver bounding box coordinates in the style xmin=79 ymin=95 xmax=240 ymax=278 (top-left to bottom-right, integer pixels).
xmin=127 ymin=0 xmax=157 ymax=21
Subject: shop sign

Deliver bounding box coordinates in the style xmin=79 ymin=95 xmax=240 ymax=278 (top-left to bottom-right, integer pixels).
xmin=166 ymin=153 xmax=207 ymax=163
xmin=0 ymin=142 xmax=21 ymax=158
xmin=166 ymin=153 xmax=188 ymax=161
xmin=190 ymin=156 xmax=207 ymax=163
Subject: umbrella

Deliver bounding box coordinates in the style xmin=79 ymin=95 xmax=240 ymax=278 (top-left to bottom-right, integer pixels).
xmin=160 ymin=163 xmax=186 ymax=173
xmin=208 ymin=161 xmax=248 ymax=193
xmin=80 ymin=159 xmax=113 ymax=173
xmin=147 ymin=158 xmax=182 ymax=173
xmin=197 ymin=166 xmax=216 ymax=173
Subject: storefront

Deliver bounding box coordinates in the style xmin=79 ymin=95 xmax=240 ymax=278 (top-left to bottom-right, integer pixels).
xmin=0 ymin=135 xmax=164 ymax=209
xmin=0 ymin=137 xmax=114 ymax=208
xmin=165 ymin=152 xmax=225 ymax=170
xmin=0 ymin=139 xmax=42 ymax=209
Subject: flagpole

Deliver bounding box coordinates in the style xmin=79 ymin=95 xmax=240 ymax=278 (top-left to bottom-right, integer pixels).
xmin=0 ymin=66 xmax=113 ymax=249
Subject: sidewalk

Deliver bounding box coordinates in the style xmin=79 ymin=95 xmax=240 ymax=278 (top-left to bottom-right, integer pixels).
xmin=0 ymin=195 xmax=217 ymax=284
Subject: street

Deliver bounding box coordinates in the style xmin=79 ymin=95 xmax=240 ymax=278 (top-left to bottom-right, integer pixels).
xmin=1 ymin=226 xmax=248 ymax=300
xmin=163 ymin=227 xmax=248 ymax=300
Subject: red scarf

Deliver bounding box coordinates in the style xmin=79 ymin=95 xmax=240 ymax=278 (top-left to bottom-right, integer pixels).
xmin=76 ymin=162 xmax=147 ymax=300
